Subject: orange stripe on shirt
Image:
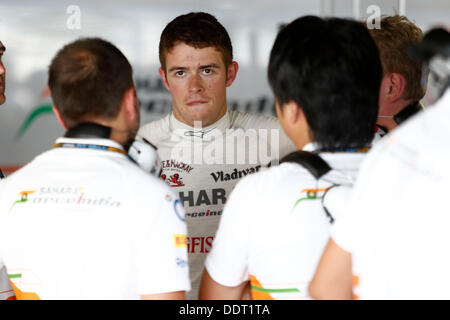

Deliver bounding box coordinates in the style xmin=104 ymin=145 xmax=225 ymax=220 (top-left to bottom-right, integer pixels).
xmin=9 ymin=281 xmax=40 ymax=300
xmin=249 ymin=275 xmax=275 ymax=300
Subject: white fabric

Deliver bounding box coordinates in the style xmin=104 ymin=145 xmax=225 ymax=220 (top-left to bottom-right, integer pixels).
xmin=0 ymin=137 xmax=190 ymax=299
xmin=332 ymin=89 xmax=450 ymax=299
xmin=138 ymin=110 xmax=295 ymax=299
xmin=0 ymin=259 xmax=14 ymax=300
xmin=205 ymin=144 xmax=366 ymax=299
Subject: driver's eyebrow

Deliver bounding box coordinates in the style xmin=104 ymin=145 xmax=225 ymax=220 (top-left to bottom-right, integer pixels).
xmin=199 ymin=64 xmax=220 ymax=70
xmin=168 ymin=66 xmax=187 ymax=72
xmin=168 ymin=63 xmax=221 ymax=73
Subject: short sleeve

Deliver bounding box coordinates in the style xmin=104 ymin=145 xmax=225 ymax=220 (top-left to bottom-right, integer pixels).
xmin=205 ymin=176 xmax=256 ymax=287
xmin=330 ymin=200 xmax=357 ymax=253
xmin=134 ymin=185 xmax=191 ymax=295
xmin=331 ymin=141 xmax=386 ymax=253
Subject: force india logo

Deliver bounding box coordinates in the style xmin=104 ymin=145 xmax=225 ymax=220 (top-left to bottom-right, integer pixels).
xmin=10 ymin=190 xmax=36 ymax=210
xmin=9 ymin=186 xmax=121 ymax=212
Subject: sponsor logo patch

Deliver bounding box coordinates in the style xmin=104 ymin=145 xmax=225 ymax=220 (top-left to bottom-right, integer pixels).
xmin=10 ymin=190 xmax=36 ymax=210
xmin=173 ymin=199 xmax=185 ymax=222
xmin=185 ymin=209 xmax=223 ymax=218
xmin=162 ymin=173 xmax=185 ymax=187
xmin=174 ymin=234 xmax=187 ymax=248
xmin=161 ymin=159 xmax=194 ymax=173
xmin=176 ymin=257 xmax=188 ymax=268
xmin=186 ymin=236 xmax=214 ymax=254
xmin=291 ymin=188 xmax=328 ymax=213
xmin=210 ymin=165 xmax=261 ymax=183
xmin=10 ymin=186 xmax=121 ymax=212
xmin=178 ymin=188 xmax=227 ymax=208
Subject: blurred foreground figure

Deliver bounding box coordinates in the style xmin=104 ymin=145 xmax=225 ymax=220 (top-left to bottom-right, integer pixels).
xmin=0 ymin=38 xmax=190 ymax=299
xmin=310 ymin=28 xmax=450 ymax=300
xmin=0 ymin=40 xmax=15 ymax=300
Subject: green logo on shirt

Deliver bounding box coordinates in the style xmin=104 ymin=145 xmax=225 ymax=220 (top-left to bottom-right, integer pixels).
xmin=10 ymin=190 xmax=36 ymax=211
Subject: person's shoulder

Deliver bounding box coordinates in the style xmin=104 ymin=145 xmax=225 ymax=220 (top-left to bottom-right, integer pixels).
xmin=233 ymin=162 xmax=314 ymax=195
xmin=394 ymin=92 xmax=450 ymax=141
xmin=137 ymin=114 xmax=171 ymax=145
xmin=118 ymin=162 xmax=179 ymax=210
xmin=119 ymin=160 xmax=170 ymax=191
xmin=374 ymin=92 xmax=450 ymax=160
xmin=0 ymin=151 xmax=49 ymax=183
xmin=229 ymin=110 xmax=279 ymax=130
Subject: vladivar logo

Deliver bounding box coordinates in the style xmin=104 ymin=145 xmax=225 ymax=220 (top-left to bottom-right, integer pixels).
xmin=210 ymin=165 xmax=262 ymax=182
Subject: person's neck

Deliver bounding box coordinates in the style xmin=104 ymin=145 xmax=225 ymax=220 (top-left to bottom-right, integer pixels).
xmin=172 ymin=107 xmax=227 ymax=128
xmin=109 ymin=127 xmax=134 ymax=147
xmin=377 ymin=99 xmax=412 ymax=132
xmin=376 ymin=117 xmax=398 ymax=132
xmin=80 ymin=119 xmax=132 ymax=147
xmin=296 ymin=137 xmax=312 ymax=151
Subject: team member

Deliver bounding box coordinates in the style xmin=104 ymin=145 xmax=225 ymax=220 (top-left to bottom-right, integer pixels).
xmin=0 ymin=40 xmax=15 ymax=301
xmin=199 ymin=16 xmax=382 ymax=300
xmin=310 ymin=28 xmax=450 ymax=300
xmin=138 ymin=12 xmax=295 ymax=299
xmin=371 ymin=15 xmax=425 ymax=138
xmin=0 ymin=38 xmax=190 ymax=299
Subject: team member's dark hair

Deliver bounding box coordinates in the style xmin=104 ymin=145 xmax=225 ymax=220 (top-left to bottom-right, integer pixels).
xmin=268 ymin=16 xmax=382 ymax=149
xmin=48 ymin=37 xmax=133 ymax=128
xmin=159 ymin=12 xmax=233 ymax=70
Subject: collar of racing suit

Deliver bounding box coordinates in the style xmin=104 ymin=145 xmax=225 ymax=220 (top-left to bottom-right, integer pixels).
xmin=169 ymin=111 xmax=231 ymax=141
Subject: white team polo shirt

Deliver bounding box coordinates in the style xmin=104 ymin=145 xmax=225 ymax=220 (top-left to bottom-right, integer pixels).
xmin=205 ymin=143 xmax=367 ymax=299
xmin=0 ymin=137 xmax=190 ymax=299
xmin=331 ymin=89 xmax=450 ymax=299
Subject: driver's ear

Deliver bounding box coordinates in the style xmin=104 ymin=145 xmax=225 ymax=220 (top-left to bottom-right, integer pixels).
xmin=53 ymin=105 xmax=68 ymax=130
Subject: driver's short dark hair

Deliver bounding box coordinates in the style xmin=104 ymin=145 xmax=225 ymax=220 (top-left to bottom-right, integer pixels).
xmin=159 ymin=12 xmax=233 ymax=71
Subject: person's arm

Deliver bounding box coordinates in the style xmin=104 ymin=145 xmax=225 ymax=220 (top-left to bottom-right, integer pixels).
xmin=240 ymin=281 xmax=252 ymax=300
xmin=135 ymin=184 xmax=190 ymax=300
xmin=199 ymin=269 xmax=248 ymax=300
xmin=309 ymin=238 xmax=353 ymax=300
xmin=141 ymin=291 xmax=185 ymax=300
xmin=199 ymin=176 xmax=259 ymax=300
